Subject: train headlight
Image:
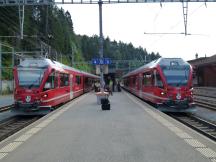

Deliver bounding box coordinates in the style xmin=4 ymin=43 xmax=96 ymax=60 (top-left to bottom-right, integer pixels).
xmin=43 ymin=94 xmax=48 ymax=98
xmin=161 ymin=92 xmax=165 ymax=95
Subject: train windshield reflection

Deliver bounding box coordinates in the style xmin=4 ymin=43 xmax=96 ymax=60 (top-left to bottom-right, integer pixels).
xmin=17 ymin=68 xmax=45 ymax=88
xmin=162 ymin=67 xmax=190 ymax=87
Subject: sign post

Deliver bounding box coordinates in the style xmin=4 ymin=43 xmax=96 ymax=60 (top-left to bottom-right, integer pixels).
xmin=98 ymin=0 xmax=104 ymax=89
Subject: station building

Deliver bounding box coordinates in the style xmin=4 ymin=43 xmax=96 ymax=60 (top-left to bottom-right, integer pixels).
xmin=188 ymin=54 xmax=216 ymax=87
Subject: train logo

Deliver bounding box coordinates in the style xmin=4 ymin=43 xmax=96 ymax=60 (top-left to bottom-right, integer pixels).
xmin=25 ymin=96 xmax=31 ymax=103
xmin=176 ymin=93 xmax=181 ymax=100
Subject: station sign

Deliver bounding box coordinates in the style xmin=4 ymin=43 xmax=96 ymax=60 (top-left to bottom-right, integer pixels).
xmin=92 ymin=58 xmax=111 ymax=65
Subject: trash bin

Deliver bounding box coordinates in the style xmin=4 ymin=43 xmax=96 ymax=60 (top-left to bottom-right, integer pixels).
xmin=101 ymin=98 xmax=110 ymax=110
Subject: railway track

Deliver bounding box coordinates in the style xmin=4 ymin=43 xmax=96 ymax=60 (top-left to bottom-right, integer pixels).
xmin=193 ymin=87 xmax=216 ymax=110
xmin=170 ymin=114 xmax=216 ymax=142
xmin=0 ymin=105 xmax=13 ymax=113
xmin=0 ymin=116 xmax=40 ymax=142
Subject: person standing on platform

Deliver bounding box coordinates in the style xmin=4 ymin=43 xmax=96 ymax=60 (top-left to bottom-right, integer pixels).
xmin=94 ymin=81 xmax=100 ymax=92
xmin=117 ymin=81 xmax=121 ymax=92
xmin=109 ymin=79 xmax=113 ymax=96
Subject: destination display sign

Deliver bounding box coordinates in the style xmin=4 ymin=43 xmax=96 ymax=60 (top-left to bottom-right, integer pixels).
xmin=92 ymin=58 xmax=111 ymax=65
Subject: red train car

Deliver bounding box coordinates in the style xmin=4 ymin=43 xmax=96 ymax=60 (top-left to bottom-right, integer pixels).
xmin=13 ymin=58 xmax=99 ymax=115
xmin=123 ymin=58 xmax=196 ymax=112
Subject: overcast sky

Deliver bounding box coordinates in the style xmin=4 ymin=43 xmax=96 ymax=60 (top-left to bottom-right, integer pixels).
xmin=59 ymin=3 xmax=216 ymax=61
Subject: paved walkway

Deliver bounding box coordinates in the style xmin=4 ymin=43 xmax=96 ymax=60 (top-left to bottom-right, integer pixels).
xmin=0 ymin=92 xmax=215 ymax=162
xmin=0 ymin=95 xmax=13 ymax=107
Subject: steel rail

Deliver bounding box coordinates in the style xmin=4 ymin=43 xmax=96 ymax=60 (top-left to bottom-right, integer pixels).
xmin=0 ymin=104 xmax=14 ymax=113
xmin=193 ymin=87 xmax=216 ymax=111
xmin=170 ymin=114 xmax=216 ymax=142
xmin=194 ymin=100 xmax=216 ymax=111
xmin=0 ymin=116 xmax=40 ymax=142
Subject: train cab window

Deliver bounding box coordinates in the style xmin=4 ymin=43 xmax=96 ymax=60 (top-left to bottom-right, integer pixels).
xmin=76 ymin=76 xmax=81 ymax=85
xmin=143 ymin=72 xmax=152 ymax=86
xmin=60 ymin=73 xmax=69 ymax=87
xmin=44 ymin=71 xmax=58 ymax=91
xmin=155 ymin=72 xmax=163 ymax=88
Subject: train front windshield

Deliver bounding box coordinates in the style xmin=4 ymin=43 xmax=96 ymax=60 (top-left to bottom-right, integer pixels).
xmin=17 ymin=68 xmax=45 ymax=88
xmin=161 ymin=66 xmax=190 ymax=87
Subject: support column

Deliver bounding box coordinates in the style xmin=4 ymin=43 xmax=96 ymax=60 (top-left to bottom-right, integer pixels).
xmin=12 ymin=48 xmax=15 ymax=92
xmin=182 ymin=1 xmax=188 ymax=35
xmin=0 ymin=43 xmax=2 ymax=94
xmin=98 ymin=0 xmax=104 ymax=89
xmin=18 ymin=5 xmax=25 ymax=39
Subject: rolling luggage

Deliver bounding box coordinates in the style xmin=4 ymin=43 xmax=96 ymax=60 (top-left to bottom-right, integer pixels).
xmin=101 ymin=98 xmax=110 ymax=110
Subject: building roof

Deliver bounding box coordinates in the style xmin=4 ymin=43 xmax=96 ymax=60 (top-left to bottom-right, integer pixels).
xmin=188 ymin=55 xmax=216 ymax=67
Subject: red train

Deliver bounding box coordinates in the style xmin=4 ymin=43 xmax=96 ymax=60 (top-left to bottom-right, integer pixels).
xmin=13 ymin=58 xmax=99 ymax=115
xmin=123 ymin=58 xmax=196 ymax=112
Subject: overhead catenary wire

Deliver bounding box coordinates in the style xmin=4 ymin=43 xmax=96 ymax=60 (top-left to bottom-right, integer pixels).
xmin=146 ymin=2 xmax=208 ymax=47
xmin=0 ymin=7 xmax=52 ymax=50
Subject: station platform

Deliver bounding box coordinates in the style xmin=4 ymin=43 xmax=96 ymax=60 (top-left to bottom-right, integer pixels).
xmin=0 ymin=95 xmax=13 ymax=107
xmin=0 ymin=91 xmax=215 ymax=162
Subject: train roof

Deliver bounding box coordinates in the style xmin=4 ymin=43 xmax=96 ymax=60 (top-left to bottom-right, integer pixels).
xmin=17 ymin=58 xmax=99 ymax=78
xmin=123 ymin=57 xmax=190 ymax=78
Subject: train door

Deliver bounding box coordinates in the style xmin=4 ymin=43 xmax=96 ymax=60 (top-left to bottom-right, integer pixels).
xmin=153 ymin=69 xmax=165 ymax=103
xmin=70 ymin=74 xmax=73 ymax=99
xmin=132 ymin=76 xmax=136 ymax=94
xmin=138 ymin=73 xmax=142 ymax=97
xmin=142 ymin=71 xmax=154 ymax=102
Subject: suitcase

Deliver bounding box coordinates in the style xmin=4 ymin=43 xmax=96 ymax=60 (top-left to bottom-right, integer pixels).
xmin=101 ymin=98 xmax=110 ymax=110
xmin=102 ymin=103 xmax=110 ymax=110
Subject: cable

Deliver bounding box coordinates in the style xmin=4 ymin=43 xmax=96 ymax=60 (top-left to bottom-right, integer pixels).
xmin=146 ymin=2 xmax=208 ymax=47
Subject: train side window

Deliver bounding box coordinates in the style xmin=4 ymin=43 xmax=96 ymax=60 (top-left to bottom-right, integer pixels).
xmin=54 ymin=72 xmax=58 ymax=88
xmin=64 ymin=74 xmax=69 ymax=86
xmin=85 ymin=77 xmax=89 ymax=85
xmin=44 ymin=71 xmax=57 ymax=91
xmin=60 ymin=73 xmax=69 ymax=87
xmin=76 ymin=76 xmax=81 ymax=85
xmin=143 ymin=72 xmax=152 ymax=86
xmin=133 ymin=77 xmax=136 ymax=85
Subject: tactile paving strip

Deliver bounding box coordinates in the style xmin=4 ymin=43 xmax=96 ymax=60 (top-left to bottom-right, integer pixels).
xmin=176 ymin=132 xmax=193 ymax=139
xmin=0 ymin=142 xmax=22 ymax=153
xmin=25 ymin=127 xmax=41 ymax=134
xmin=14 ymin=134 xmax=33 ymax=142
xmin=184 ymin=139 xmax=206 ymax=148
xmin=0 ymin=153 xmax=8 ymax=160
xmin=196 ymin=148 xmax=216 ymax=159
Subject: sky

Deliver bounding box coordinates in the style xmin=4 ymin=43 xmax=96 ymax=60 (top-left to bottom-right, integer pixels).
xmin=58 ymin=2 xmax=216 ymax=61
